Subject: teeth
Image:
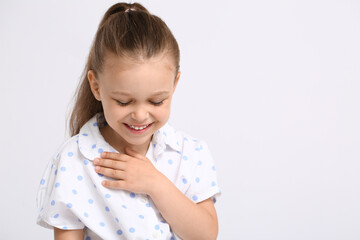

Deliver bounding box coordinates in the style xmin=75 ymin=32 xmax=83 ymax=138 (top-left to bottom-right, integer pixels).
xmin=128 ymin=124 xmax=150 ymax=130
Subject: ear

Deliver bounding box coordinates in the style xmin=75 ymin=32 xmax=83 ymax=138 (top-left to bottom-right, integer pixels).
xmin=173 ymin=71 xmax=181 ymax=93
xmin=88 ymin=70 xmax=101 ymax=101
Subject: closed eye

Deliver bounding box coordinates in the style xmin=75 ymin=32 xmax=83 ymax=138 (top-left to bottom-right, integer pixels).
xmin=116 ymin=100 xmax=132 ymax=106
xmin=150 ymin=100 xmax=164 ymax=106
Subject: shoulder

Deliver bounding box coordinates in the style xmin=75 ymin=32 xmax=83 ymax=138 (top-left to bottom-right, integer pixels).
xmin=47 ymin=134 xmax=86 ymax=175
xmin=161 ymin=123 xmax=210 ymax=154
xmin=53 ymin=135 xmax=81 ymax=161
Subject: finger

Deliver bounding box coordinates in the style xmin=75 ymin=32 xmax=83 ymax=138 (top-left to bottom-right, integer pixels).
xmin=100 ymin=151 xmax=130 ymax=161
xmin=124 ymin=147 xmax=146 ymax=160
xmin=94 ymin=158 xmax=126 ymax=170
xmin=95 ymin=166 xmax=126 ymax=179
xmin=102 ymin=180 xmax=128 ymax=190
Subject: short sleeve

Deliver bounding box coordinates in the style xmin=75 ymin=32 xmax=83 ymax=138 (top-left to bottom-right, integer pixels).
xmin=36 ymin=153 xmax=85 ymax=230
xmin=185 ymin=141 xmax=221 ymax=204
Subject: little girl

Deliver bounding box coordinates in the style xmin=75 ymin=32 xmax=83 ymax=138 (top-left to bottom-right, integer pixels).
xmin=37 ymin=2 xmax=220 ymax=240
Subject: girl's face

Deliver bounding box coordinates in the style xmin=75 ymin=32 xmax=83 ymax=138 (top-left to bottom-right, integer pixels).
xmin=88 ymin=52 xmax=180 ymax=153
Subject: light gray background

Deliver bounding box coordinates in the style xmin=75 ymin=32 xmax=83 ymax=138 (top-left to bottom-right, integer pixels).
xmin=1 ymin=0 xmax=359 ymax=239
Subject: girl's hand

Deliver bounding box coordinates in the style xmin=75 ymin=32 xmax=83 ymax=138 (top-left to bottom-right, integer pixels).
xmin=93 ymin=147 xmax=163 ymax=195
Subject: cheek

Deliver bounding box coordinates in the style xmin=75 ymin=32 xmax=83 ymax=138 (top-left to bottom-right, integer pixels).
xmin=154 ymin=105 xmax=171 ymax=121
xmin=101 ymin=100 xmax=126 ymax=119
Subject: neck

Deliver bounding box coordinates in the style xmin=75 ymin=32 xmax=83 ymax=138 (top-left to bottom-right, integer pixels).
xmin=100 ymin=125 xmax=150 ymax=156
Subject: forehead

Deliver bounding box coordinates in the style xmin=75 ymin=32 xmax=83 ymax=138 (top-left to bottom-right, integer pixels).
xmin=98 ymin=52 xmax=176 ymax=93
xmin=103 ymin=51 xmax=175 ymax=73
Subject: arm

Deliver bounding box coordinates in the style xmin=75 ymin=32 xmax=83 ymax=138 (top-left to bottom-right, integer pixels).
xmin=54 ymin=228 xmax=84 ymax=240
xmin=149 ymin=172 xmax=218 ymax=240
xmin=94 ymin=148 xmax=219 ymax=239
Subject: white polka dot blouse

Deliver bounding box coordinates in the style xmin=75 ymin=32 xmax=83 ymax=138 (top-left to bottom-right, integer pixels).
xmin=37 ymin=112 xmax=220 ymax=239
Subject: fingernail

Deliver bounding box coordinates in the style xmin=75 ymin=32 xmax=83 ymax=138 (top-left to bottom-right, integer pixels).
xmin=94 ymin=158 xmax=99 ymax=164
xmin=95 ymin=166 xmax=100 ymax=171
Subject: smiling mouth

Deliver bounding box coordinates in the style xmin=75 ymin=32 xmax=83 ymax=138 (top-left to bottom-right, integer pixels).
xmin=124 ymin=123 xmax=153 ymax=130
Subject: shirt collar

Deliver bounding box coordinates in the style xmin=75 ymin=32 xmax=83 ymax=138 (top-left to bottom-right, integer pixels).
xmin=152 ymin=122 xmax=181 ymax=158
xmin=78 ymin=113 xmax=181 ymax=161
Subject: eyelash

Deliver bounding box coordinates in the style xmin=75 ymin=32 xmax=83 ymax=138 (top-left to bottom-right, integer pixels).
xmin=116 ymin=100 xmax=131 ymax=106
xmin=115 ymin=100 xmax=164 ymax=106
xmin=150 ymin=100 xmax=164 ymax=106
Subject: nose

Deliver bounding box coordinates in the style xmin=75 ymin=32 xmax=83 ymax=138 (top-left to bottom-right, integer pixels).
xmin=131 ymin=105 xmax=149 ymax=123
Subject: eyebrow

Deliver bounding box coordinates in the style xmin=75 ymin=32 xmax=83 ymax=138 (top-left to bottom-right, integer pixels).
xmin=111 ymin=90 xmax=170 ymax=97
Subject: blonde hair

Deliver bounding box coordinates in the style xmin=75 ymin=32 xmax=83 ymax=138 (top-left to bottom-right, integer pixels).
xmin=68 ymin=2 xmax=180 ymax=136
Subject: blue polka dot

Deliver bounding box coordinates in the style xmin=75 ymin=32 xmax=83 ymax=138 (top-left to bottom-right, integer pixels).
xmin=176 ymin=151 xmax=181 ymax=154
xmin=117 ymin=229 xmax=123 ymax=235
xmin=184 ymin=137 xmax=188 ymax=141
xmin=62 ymin=226 xmax=68 ymax=230
xmin=99 ymin=222 xmax=105 ymax=227
xmin=170 ymin=237 xmax=175 ymax=240
xmin=85 ymin=237 xmax=91 ymax=240
xmin=197 ymin=161 xmax=202 ymax=166
xmin=153 ymin=143 xmax=156 ymax=148
xmin=105 ymin=206 xmax=110 ymax=212
xmin=200 ymin=145 xmax=203 ymax=150
xmin=168 ymin=159 xmax=173 ymax=165
xmin=182 ymin=178 xmax=187 ymax=184
xmin=60 ymin=166 xmax=66 ymax=172
xmin=88 ymin=199 xmax=94 ymax=204
xmin=212 ymin=198 xmax=217 ymax=203
xmin=84 ymin=212 xmax=89 ymax=218
xmin=155 ymin=224 xmax=160 ymax=230
xmin=192 ymin=195 xmax=198 ymax=201
xmin=115 ymin=217 xmax=119 ymax=223
xmin=139 ymin=215 xmax=144 ymax=219
xmin=94 ymin=184 xmax=97 ymax=188
xmin=51 ymin=200 xmax=55 ymax=206
xmin=129 ymin=227 xmax=135 ymax=233
xmin=211 ymin=181 xmax=216 ymax=186
xmin=122 ymin=205 xmax=127 ymax=209
xmin=145 ymin=203 xmax=151 ymax=207
xmin=67 ymin=152 xmax=74 ymax=157
xmin=195 ymin=177 xmax=200 ymax=183
xmin=40 ymin=179 xmax=45 ymax=185
xmin=77 ymin=175 xmax=83 ymax=181
xmin=82 ymin=133 xmax=88 ymax=136
xmin=130 ymin=192 xmax=136 ymax=198
xmin=84 ymin=159 xmax=89 ymax=165
xmin=54 ymin=169 xmax=58 ymax=175
xmin=67 ymin=203 xmax=72 ymax=208
xmin=162 ymin=131 xmax=167 ymax=136
xmin=98 ymin=148 xmax=103 ymax=153
xmin=91 ymin=144 xmax=96 ymax=149
xmin=105 ymin=194 xmax=111 ymax=198
xmin=195 ymin=147 xmax=200 ymax=151
xmin=55 ymin=182 xmax=60 ymax=188
xmin=212 ymin=165 xmax=216 ymax=171
xmin=54 ymin=214 xmax=59 ymax=218
xmin=93 ymin=122 xmax=98 ymax=127
xmin=72 ymin=189 xmax=77 ymax=195
xmin=182 ymin=155 xmax=188 ymax=160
